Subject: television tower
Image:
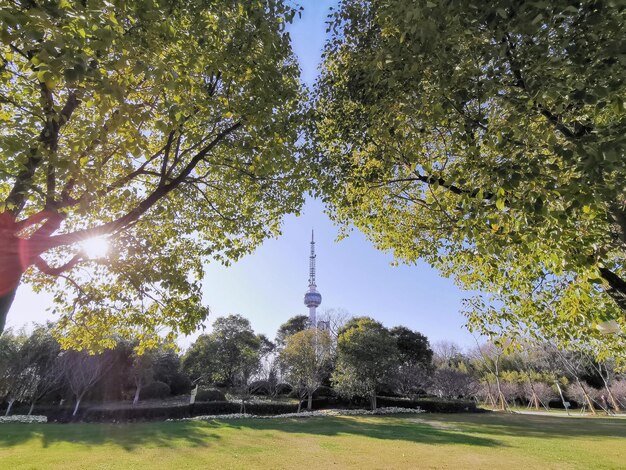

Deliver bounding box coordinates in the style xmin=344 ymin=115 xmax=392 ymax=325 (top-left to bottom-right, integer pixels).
xmin=303 ymin=230 xmax=322 ymax=327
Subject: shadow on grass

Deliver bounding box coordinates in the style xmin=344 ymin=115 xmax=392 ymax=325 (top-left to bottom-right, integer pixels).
xmin=411 ymin=412 xmax=626 ymax=440
xmin=0 ymin=415 xmax=499 ymax=450
xmin=202 ymin=415 xmax=502 ymax=448
xmin=0 ymin=421 xmax=221 ymax=451
xmin=1 ymin=413 xmax=622 ymax=452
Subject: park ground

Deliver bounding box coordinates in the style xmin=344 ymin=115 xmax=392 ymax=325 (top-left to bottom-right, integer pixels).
xmin=0 ymin=412 xmax=625 ymax=469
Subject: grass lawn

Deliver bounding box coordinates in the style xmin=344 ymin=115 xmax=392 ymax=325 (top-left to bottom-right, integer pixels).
xmin=1 ymin=412 xmax=625 ymax=469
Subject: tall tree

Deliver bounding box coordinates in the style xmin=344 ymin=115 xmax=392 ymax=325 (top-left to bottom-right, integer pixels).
xmin=332 ymin=317 xmax=398 ymax=410
xmin=279 ymin=328 xmax=333 ymax=411
xmin=0 ymin=0 xmax=307 ymax=348
xmin=313 ymin=0 xmax=626 ymax=350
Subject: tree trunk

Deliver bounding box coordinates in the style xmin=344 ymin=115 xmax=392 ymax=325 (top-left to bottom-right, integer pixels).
xmin=5 ymin=399 xmax=15 ymax=416
xmin=0 ymin=286 xmax=18 ymax=334
xmin=28 ymin=402 xmax=35 ymax=416
xmin=73 ymin=396 xmax=82 ymax=417
xmin=555 ymin=381 xmax=570 ymax=416
xmin=597 ymin=371 xmax=621 ymax=412
xmin=577 ymin=379 xmax=596 ymax=415
xmin=371 ymin=392 xmax=377 ymax=411
xmin=494 ymin=375 xmax=507 ymax=411
xmin=307 ymin=393 xmax=313 ymax=411
xmin=297 ymin=398 xmax=302 ymax=413
xmin=133 ymin=383 xmax=141 ymax=405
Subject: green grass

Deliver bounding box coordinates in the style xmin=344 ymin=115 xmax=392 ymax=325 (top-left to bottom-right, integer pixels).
xmin=1 ymin=413 xmax=625 ymax=469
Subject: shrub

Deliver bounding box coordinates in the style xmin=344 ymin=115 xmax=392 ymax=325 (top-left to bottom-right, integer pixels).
xmin=141 ymin=381 xmax=171 ymax=400
xmin=276 ymin=383 xmax=293 ymax=395
xmin=168 ymin=372 xmax=193 ymax=396
xmin=249 ymin=380 xmax=270 ymax=396
xmin=196 ymin=388 xmax=226 ymax=402
xmin=40 ymin=401 xmax=301 ymax=422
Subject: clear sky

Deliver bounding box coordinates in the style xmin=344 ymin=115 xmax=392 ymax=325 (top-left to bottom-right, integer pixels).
xmin=6 ymin=0 xmax=477 ymax=349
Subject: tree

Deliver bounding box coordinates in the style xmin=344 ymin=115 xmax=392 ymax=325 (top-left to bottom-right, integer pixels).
xmin=0 ymin=0 xmax=307 ymax=348
xmin=0 ymin=330 xmax=28 ymax=415
xmin=432 ymin=341 xmax=466 ymax=369
xmin=391 ymin=363 xmax=431 ymax=399
xmin=429 ymin=368 xmax=477 ymax=400
xmin=182 ymin=314 xmax=263 ymax=393
xmin=60 ymin=350 xmax=113 ymax=416
xmin=521 ymin=381 xmax=557 ymax=411
xmin=152 ymin=351 xmax=191 ymax=396
xmin=275 ymin=315 xmax=309 ymax=347
xmin=14 ymin=323 xmax=62 ymax=414
xmin=129 ymin=348 xmax=156 ymax=405
xmin=332 ymin=317 xmax=398 ymax=410
xmin=313 ymin=0 xmax=626 ymax=351
xmin=318 ymin=308 xmax=352 ymax=339
xmin=390 ymin=326 xmax=433 ymax=367
xmin=279 ymin=328 xmax=333 ymax=411
xmin=182 ymin=334 xmax=218 ymax=385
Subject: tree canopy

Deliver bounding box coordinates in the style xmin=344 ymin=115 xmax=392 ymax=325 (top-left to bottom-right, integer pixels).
xmin=279 ymin=327 xmax=333 ymax=410
xmin=275 ymin=315 xmax=309 ymax=347
xmin=313 ymin=0 xmax=626 ymax=357
xmin=0 ymin=0 xmax=306 ymax=348
xmin=182 ymin=314 xmax=263 ymax=386
xmin=333 ymin=316 xmax=398 ymax=409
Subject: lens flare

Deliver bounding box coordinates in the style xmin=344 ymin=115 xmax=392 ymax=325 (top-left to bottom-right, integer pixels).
xmin=81 ymin=237 xmax=109 ymax=259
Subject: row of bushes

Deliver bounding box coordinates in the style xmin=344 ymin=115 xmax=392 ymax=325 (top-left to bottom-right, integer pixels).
xmin=32 ymin=401 xmax=300 ymax=423
xmin=26 ymin=397 xmax=477 ymax=422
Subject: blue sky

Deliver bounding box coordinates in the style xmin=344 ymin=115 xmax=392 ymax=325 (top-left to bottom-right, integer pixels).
xmin=6 ymin=0 xmax=476 ymax=349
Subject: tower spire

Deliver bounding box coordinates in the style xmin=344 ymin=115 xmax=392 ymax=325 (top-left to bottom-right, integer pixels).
xmin=309 ymin=229 xmax=316 ymax=289
xmin=304 ymin=229 xmax=322 ymax=327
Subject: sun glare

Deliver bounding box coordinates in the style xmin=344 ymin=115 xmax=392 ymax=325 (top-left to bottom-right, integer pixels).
xmin=81 ymin=237 xmax=109 ymax=259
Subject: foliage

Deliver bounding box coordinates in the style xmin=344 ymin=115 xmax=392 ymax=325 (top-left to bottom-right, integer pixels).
xmin=332 ymin=317 xmax=399 ymax=409
xmin=0 ymin=330 xmax=29 ymax=412
xmin=0 ymin=0 xmax=307 ymax=348
xmin=195 ymin=388 xmax=226 ymax=402
xmin=152 ymin=351 xmax=191 ymax=395
xmin=182 ymin=314 xmax=263 ymax=387
xmin=275 ymin=315 xmax=309 ymax=347
xmin=139 ymin=381 xmax=171 ymax=400
xmin=313 ymin=0 xmax=626 ymax=357
xmin=390 ymin=326 xmax=433 ymax=367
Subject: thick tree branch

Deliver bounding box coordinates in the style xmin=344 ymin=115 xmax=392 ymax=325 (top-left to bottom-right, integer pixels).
xmin=34 ymin=253 xmax=82 ymax=276
xmin=599 ymin=267 xmax=626 ymax=313
xmin=5 ymin=91 xmax=80 ymax=215
xmin=46 ymin=120 xmax=243 ymax=248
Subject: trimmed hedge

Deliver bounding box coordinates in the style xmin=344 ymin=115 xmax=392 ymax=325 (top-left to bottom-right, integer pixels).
xmin=377 ymin=397 xmax=478 ymax=413
xmin=38 ymin=401 xmax=301 ymax=423
xmin=26 ymin=396 xmax=477 ymax=423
